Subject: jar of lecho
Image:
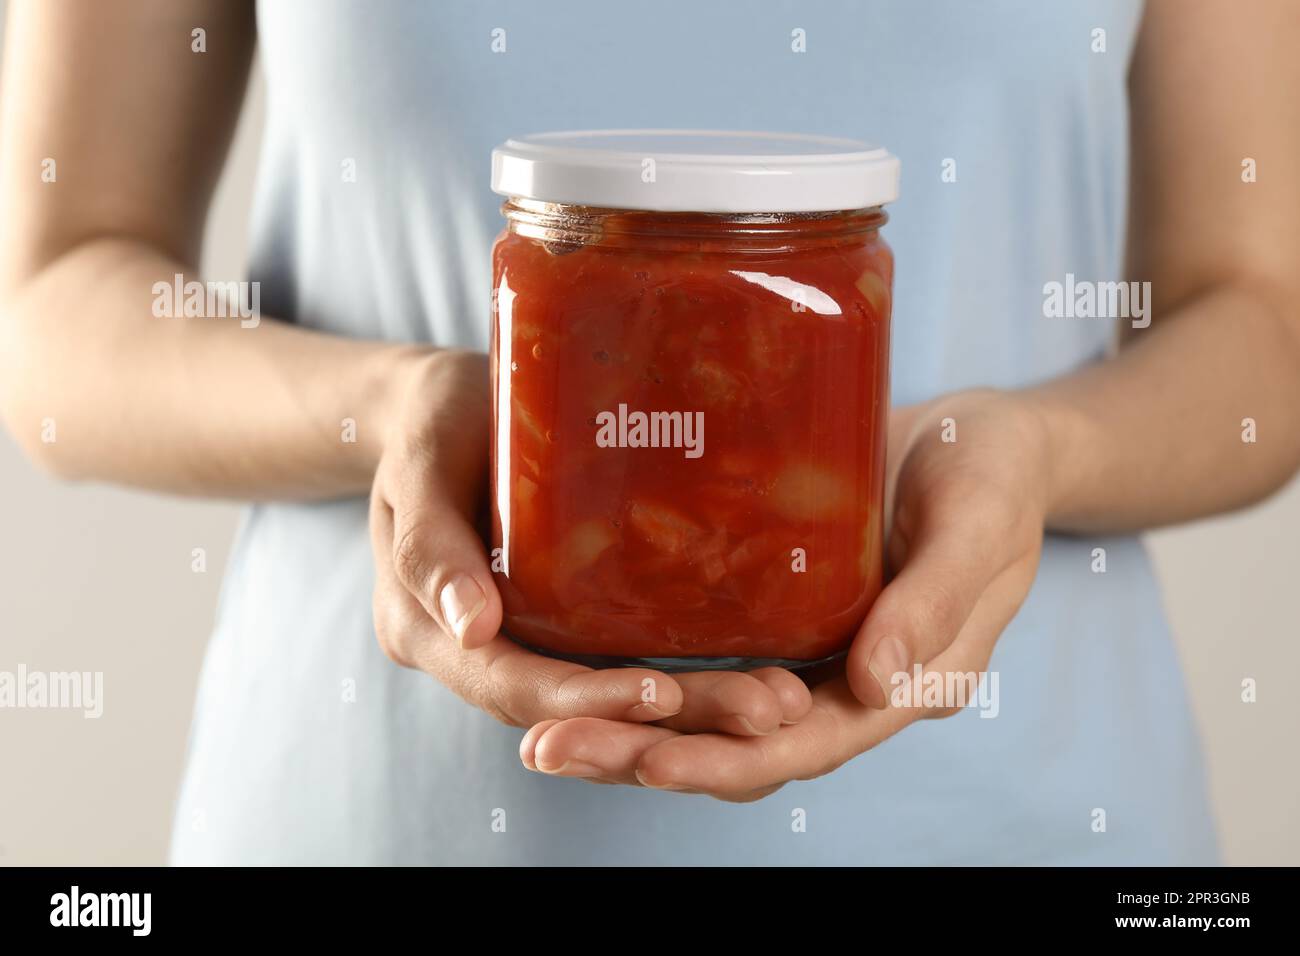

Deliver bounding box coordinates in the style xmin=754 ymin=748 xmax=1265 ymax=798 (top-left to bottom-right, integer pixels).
xmin=489 ymin=130 xmax=898 ymax=670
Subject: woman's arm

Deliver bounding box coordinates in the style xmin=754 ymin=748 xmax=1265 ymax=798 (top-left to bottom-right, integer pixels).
xmin=0 ymin=0 xmax=416 ymax=498
xmin=1034 ymin=0 xmax=1300 ymax=532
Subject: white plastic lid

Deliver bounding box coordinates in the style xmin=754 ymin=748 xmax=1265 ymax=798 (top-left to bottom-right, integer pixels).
xmin=491 ymin=130 xmax=899 ymax=214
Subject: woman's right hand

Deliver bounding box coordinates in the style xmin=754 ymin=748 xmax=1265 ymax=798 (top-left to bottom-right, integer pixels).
xmin=368 ymin=348 xmax=811 ymax=741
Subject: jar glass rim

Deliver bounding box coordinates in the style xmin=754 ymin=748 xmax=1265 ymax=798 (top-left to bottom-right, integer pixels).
xmin=501 ymin=197 xmax=887 ymax=247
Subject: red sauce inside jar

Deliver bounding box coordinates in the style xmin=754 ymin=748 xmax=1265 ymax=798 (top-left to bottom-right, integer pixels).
xmin=490 ymin=200 xmax=891 ymax=666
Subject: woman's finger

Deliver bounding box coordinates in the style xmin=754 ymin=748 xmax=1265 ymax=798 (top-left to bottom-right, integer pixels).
xmin=474 ymin=638 xmax=685 ymax=726
xmin=527 ymin=717 xmax=681 ymax=785
xmin=914 ymin=559 xmax=1033 ymax=719
xmin=652 ymin=668 xmax=805 ymax=736
xmin=383 ymin=477 xmax=502 ymax=651
xmin=749 ymin=666 xmax=814 ymax=725
xmin=636 ymin=677 xmax=929 ymax=798
xmin=518 ymin=719 xmax=563 ymax=770
xmin=372 ymin=513 xmax=685 ymax=726
xmin=381 ymin=352 xmax=501 ymax=649
xmin=846 ymin=489 xmax=1020 ymax=709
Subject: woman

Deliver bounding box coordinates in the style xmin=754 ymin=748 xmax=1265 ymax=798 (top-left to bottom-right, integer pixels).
xmin=2 ymin=0 xmax=1296 ymax=864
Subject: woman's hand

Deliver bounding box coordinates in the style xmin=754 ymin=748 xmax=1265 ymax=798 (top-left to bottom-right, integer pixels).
xmin=369 ymin=349 xmax=811 ymax=735
xmin=520 ymin=389 xmax=1048 ymax=798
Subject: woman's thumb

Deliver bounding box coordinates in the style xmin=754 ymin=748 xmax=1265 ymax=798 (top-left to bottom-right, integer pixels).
xmin=391 ymin=496 xmax=502 ymax=649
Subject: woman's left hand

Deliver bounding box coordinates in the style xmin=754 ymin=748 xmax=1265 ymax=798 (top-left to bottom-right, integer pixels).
xmin=520 ymin=389 xmax=1050 ymax=800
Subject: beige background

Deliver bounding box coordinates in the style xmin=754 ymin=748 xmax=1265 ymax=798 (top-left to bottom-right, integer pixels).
xmin=1 ymin=12 xmax=1297 ymax=867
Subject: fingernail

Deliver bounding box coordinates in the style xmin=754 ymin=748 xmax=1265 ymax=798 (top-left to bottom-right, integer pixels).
xmin=626 ymin=700 xmax=676 ymax=720
xmin=726 ymin=715 xmax=769 ymax=736
xmin=538 ymin=760 xmax=604 ymax=778
xmin=635 ymin=770 xmax=688 ymax=791
xmin=867 ymin=636 xmax=911 ymax=710
xmin=439 ymin=574 xmax=486 ymax=644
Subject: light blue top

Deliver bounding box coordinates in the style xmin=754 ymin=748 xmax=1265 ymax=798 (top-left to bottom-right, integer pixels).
xmin=170 ymin=0 xmax=1218 ymax=864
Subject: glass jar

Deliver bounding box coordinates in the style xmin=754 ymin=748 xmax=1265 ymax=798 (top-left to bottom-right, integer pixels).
xmin=489 ymin=131 xmax=898 ymax=671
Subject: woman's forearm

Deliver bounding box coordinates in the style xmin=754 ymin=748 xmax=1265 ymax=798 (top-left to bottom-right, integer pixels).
xmin=1029 ymin=281 xmax=1300 ymax=534
xmin=1035 ymin=1 xmax=1300 ymax=535
xmin=0 ymin=2 xmax=413 ymax=501
xmin=0 ymin=236 xmax=429 ymax=499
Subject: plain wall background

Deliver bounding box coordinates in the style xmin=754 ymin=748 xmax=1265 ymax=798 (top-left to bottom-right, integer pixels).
xmin=1 ymin=6 xmax=1296 ymax=866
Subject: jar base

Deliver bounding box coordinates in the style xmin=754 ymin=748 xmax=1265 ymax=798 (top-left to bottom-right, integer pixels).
xmin=508 ymin=636 xmax=847 ymax=674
